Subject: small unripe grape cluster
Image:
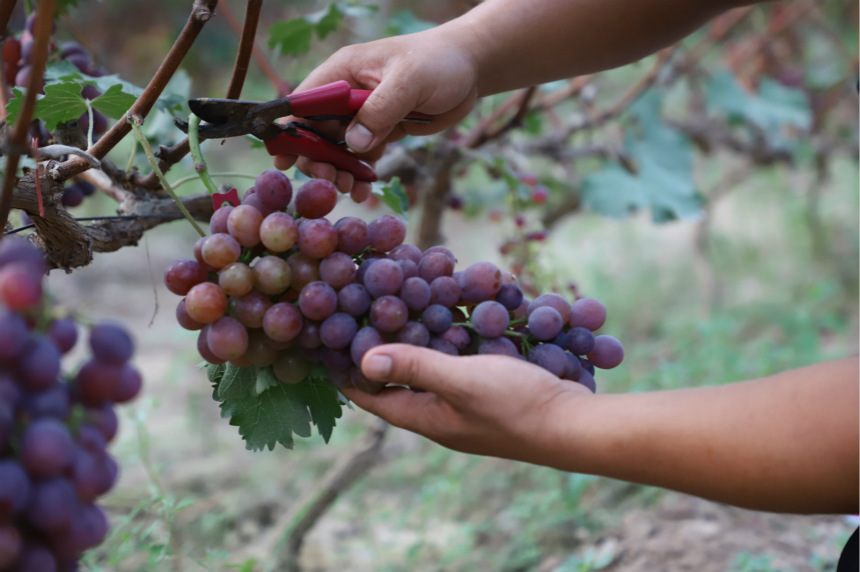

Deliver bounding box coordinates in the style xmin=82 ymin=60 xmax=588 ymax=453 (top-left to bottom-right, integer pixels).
xmin=166 ymin=171 xmax=624 ymax=395
xmin=0 ymin=237 xmax=142 ymax=572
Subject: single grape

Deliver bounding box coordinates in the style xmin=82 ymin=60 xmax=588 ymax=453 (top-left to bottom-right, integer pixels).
xmin=12 ymin=543 xmax=57 ymax=572
xmin=184 ymin=282 xmax=228 ymax=324
xmin=114 ymin=364 xmax=143 ymax=403
xmin=0 ymin=236 xmax=47 ymax=274
xmin=527 ymin=306 xmax=563 ymax=341
xmin=527 ymin=343 xmax=569 ymax=378
xmin=0 ymin=262 xmax=43 ymax=310
xmin=397 ymin=259 xmax=419 ymax=280
xmin=334 ymin=217 xmax=370 ymax=254
xmin=577 ymin=368 xmax=596 ymax=393
xmin=17 ymin=335 xmax=61 ymax=391
xmin=367 ymin=215 xmax=406 ymax=252
xmin=286 ymin=252 xmax=321 ymax=290
xmin=255 ymin=169 xmax=292 ymax=211
xmin=245 ymin=329 xmax=279 ymax=367
xmin=23 ymin=384 xmax=71 ymax=419
xmin=495 ymin=283 xmax=524 ymax=311
xmin=417 ymin=251 xmax=455 ymax=283
xmin=201 ymin=233 xmax=242 ymax=269
xmin=563 ymin=353 xmax=582 ymax=382
xmin=252 ymin=256 xmax=292 ymax=295
xmin=478 ymin=336 xmax=520 ymax=357
xmin=209 ymin=205 xmax=233 ymax=235
xmin=197 ymin=326 xmax=225 ymax=365
xmin=297 ymin=218 xmax=338 ymax=259
xmin=319 ymin=252 xmax=357 ymax=289
xmin=272 ymin=349 xmax=311 ymax=384
xmin=62 ymin=184 xmax=84 ymax=207
xmin=569 ymin=297 xmax=607 ymax=331
xmin=369 ymin=295 xmax=408 ymax=333
xmin=262 ymin=303 xmax=303 ymax=343
xmin=89 ymin=321 xmax=134 ymax=365
xmin=337 ymin=283 xmax=372 ymax=317
xmin=587 ymin=335 xmax=624 ymax=369
xmin=0 ymin=461 xmax=30 ymax=519
xmin=47 ymin=317 xmax=77 ymax=354
xmin=439 ymin=325 xmax=471 ymax=350
xmin=233 ymin=291 xmax=273 ymax=329
xmin=428 ymin=337 xmax=458 ymax=356
xmin=218 ymin=262 xmax=255 ymax=297
xmin=75 ymin=359 xmax=122 ymax=406
xmin=259 ymin=212 xmax=298 ymax=253
xmin=227 ymin=204 xmax=264 ymax=247
xmin=295 ymin=179 xmax=338 ymax=219
xmin=363 ymin=259 xmax=404 ymax=298
xmin=471 ymin=300 xmax=510 ymax=339
xmin=421 ymin=304 xmax=453 ymax=334
xmin=567 ymin=326 xmax=595 ymax=355
xmin=207 ymin=317 xmax=250 ymax=362
xmin=26 ymin=477 xmax=77 ymax=532
xmin=528 ymin=293 xmax=572 ymax=324
xmin=396 ymin=321 xmax=431 ymax=347
xmin=319 ymin=312 xmax=358 ymax=351
xmin=349 ymin=367 xmax=386 ymax=394
xmin=458 ymin=261 xmax=503 ymax=303
xmin=350 ymin=326 xmax=385 ymax=367
xmin=20 ymin=419 xmax=75 ymax=479
xmin=429 ymin=276 xmax=460 ymax=308
xmin=579 ymin=357 xmax=595 ymax=376
xmin=0 ymin=308 xmax=28 ymax=362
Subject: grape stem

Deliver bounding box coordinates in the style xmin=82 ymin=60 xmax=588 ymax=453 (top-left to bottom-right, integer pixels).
xmin=187 ymin=113 xmax=222 ymax=197
xmin=171 ymin=171 xmax=257 ymax=190
xmin=129 ymin=116 xmax=206 ymax=237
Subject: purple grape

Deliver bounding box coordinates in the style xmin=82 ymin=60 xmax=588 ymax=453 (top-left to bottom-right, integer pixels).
xmin=20 ymin=418 xmax=74 ymax=479
xmin=428 ymin=337 xmax=458 ymax=356
xmin=209 ymin=205 xmax=234 ymax=235
xmin=86 ymin=402 xmax=119 ymax=443
xmin=0 ymin=375 xmax=21 ymax=406
xmin=0 ymin=524 xmax=21 ymax=570
xmin=369 ymin=296 xmax=408 ymax=333
xmin=299 ymin=281 xmax=338 ymax=321
xmin=350 ymin=326 xmax=385 ymax=367
xmin=470 ymin=300 xmax=510 ymax=339
xmin=569 ymin=297 xmax=607 ymax=331
xmin=396 ymin=321 xmax=431 ymax=347
xmin=0 ymin=236 xmax=47 ymax=274
xmin=397 ymin=259 xmax=419 ymax=280
xmin=75 ymin=359 xmax=122 ymax=406
xmin=48 ymin=317 xmax=78 ymax=354
xmin=564 ymin=353 xmax=582 ymax=381
xmin=478 ymin=337 xmax=520 ymax=357
xmin=297 ymin=218 xmax=337 ymax=259
xmin=13 ymin=543 xmax=57 ymax=572
xmin=458 ymin=261 xmax=503 ymax=303
xmin=577 ymin=369 xmax=596 ymax=393
xmin=295 ymin=179 xmax=337 ymax=219
xmin=421 ymin=304 xmax=453 ymax=334
xmin=587 ymin=335 xmax=624 ymax=369
xmin=26 ymin=477 xmax=77 ymax=532
xmin=527 ymin=293 xmax=572 ymax=324
xmin=417 ymin=251 xmax=455 ymax=283
xmin=71 ymin=450 xmax=102 ymax=502
xmin=0 ymin=461 xmax=30 ymax=519
xmin=24 ymin=384 xmax=71 ymax=419
xmin=349 ymin=367 xmax=386 ymax=394
xmin=495 ymin=283 xmax=524 ymax=311
xmin=319 ymin=252 xmax=357 ymax=289
xmin=320 ymin=313 xmax=358 ymax=351
xmin=399 ymin=277 xmax=431 ymax=311
xmin=363 ymin=259 xmax=404 ymax=298
xmin=262 ymin=302 xmax=303 ymax=343
xmin=368 ymin=215 xmax=406 ymax=252
xmin=0 ymin=309 xmax=28 ymax=362
xmin=255 ymin=169 xmax=293 ymax=211
xmin=579 ymin=357 xmax=595 ymax=376
xmin=527 ymin=306 xmax=563 ymax=341
xmin=114 ymin=364 xmax=143 ymax=403
xmin=206 ymin=317 xmax=249 ymax=362
xmin=17 ymin=335 xmax=61 ymax=391
xmin=62 ymin=184 xmax=84 ymax=207
xmin=439 ymin=325 xmax=471 ymax=350
xmin=334 ymin=217 xmax=370 ymax=254
xmin=338 ymin=283 xmax=371 ymax=316
xmin=567 ymin=327 xmax=595 ymax=355
xmin=89 ymin=321 xmax=134 ymax=365
xmin=388 ymin=244 xmax=422 ymax=264
xmin=550 ymin=331 xmax=570 ymax=349
xmin=429 ymin=276 xmax=460 ymax=307
xmin=527 ymin=343 xmax=569 ymax=378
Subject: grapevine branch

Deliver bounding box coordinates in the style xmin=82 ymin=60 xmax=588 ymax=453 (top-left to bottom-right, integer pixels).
xmin=220 ymin=0 xmax=288 ymax=96
xmin=53 ymin=0 xmax=220 ymax=183
xmin=0 ymin=0 xmax=55 ymax=234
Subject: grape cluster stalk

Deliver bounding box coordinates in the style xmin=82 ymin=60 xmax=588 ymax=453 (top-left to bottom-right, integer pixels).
xmin=0 ymin=237 xmax=142 ymax=572
xmin=166 ymin=171 xmax=624 ymax=396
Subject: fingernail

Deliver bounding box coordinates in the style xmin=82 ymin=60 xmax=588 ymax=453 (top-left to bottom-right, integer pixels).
xmin=346 ymin=124 xmax=373 ymax=152
xmin=363 ymin=354 xmax=392 ymax=380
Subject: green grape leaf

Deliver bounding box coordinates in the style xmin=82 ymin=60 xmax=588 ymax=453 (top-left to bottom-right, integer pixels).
xmin=386 ymin=9 xmax=436 ymax=36
xmin=30 ymin=83 xmax=88 ymax=130
xmin=207 ymin=363 xmax=227 ymax=386
xmin=377 ymin=176 xmax=409 ymax=216
xmin=582 ymin=91 xmax=703 ymax=222
xmin=56 ymin=0 xmax=82 ymax=15
xmin=268 ymin=18 xmax=314 ymax=57
xmin=90 ymin=83 xmax=138 ymax=119
xmin=309 ymin=3 xmax=343 ymax=40
xmin=214 ymin=364 xmax=342 ymax=451
xmin=705 ymin=70 xmax=811 ymax=132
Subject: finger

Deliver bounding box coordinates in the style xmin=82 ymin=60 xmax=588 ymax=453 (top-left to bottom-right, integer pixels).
xmin=341 ymin=385 xmax=444 ymax=431
xmin=273 ymin=154 xmax=297 ymax=171
xmin=334 ymin=170 xmax=355 ymax=195
xmin=345 ymin=77 xmax=424 ymax=153
xmin=350 ymin=182 xmax=372 ymax=203
xmin=296 ymin=158 xmax=337 ymax=183
xmin=361 ymin=344 xmax=464 ymax=395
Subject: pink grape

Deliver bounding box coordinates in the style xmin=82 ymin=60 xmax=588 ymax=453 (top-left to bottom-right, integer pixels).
xmin=227 ymin=204 xmax=264 ymax=247
xmin=259 ymin=212 xmax=298 ymax=253
xmin=295 ymin=179 xmax=337 ymax=219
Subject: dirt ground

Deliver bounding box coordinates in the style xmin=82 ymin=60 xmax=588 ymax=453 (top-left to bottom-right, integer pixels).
xmin=48 ymin=225 xmax=856 ymax=572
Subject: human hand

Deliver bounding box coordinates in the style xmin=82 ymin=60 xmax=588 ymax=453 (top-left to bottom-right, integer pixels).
xmin=273 ymin=25 xmax=480 ymax=197
xmin=342 ymin=343 xmax=593 ymax=464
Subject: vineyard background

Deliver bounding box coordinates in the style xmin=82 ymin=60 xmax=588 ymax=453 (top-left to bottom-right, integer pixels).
xmin=2 ymin=0 xmax=858 ymax=571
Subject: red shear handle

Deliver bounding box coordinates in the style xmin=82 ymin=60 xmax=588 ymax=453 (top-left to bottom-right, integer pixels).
xmin=288 ymin=80 xmax=434 ymax=123
xmin=264 ymin=128 xmax=379 ymax=183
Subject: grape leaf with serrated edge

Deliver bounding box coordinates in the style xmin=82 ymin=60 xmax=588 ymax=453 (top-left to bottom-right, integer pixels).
xmin=377 ymin=176 xmax=409 ymax=216
xmin=207 ymin=363 xmax=343 ymax=451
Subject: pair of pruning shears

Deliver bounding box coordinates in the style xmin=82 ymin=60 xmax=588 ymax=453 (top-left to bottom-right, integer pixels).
xmin=177 ymin=80 xmax=434 ymax=183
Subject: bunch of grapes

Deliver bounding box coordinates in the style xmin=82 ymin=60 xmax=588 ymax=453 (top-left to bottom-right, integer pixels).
xmin=165 ymin=170 xmax=623 ymax=395
xmin=0 ymin=237 xmax=141 ymax=572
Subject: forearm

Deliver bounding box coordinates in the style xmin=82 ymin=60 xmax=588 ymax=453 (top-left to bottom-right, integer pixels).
xmin=445 ymin=0 xmax=754 ymax=96
xmin=543 ymin=357 xmax=859 ymax=513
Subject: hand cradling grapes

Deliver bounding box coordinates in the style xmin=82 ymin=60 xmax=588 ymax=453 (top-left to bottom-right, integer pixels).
xmin=166 ymin=171 xmax=624 ymax=397
xmin=0 ymin=237 xmax=142 ymax=572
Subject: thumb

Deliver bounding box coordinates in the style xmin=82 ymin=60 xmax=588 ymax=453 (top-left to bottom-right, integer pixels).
xmin=345 ymin=78 xmax=417 ymax=153
xmin=361 ymin=344 xmax=460 ymax=394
